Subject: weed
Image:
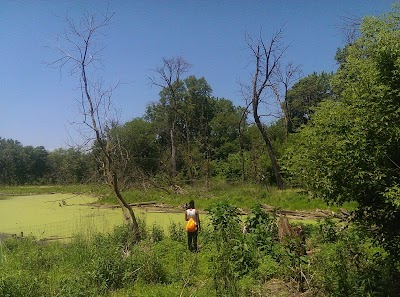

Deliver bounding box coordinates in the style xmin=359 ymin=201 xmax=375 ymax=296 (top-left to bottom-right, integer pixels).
xmin=167 ymin=221 xmax=185 ymax=243
xmin=150 ymin=223 xmax=165 ymax=243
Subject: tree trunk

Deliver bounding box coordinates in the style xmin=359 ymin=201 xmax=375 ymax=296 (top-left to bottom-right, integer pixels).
xmin=170 ymin=125 xmax=177 ymax=178
xmin=104 ymin=142 xmax=141 ymax=243
xmin=253 ymin=109 xmax=285 ymax=190
xmin=185 ymin=122 xmax=194 ymax=185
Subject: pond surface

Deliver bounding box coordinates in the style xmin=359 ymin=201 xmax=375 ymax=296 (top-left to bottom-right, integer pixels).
xmin=0 ymin=194 xmax=185 ymax=240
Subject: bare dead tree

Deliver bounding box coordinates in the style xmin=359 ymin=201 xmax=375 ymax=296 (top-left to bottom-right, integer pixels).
xmin=245 ymin=29 xmax=287 ymax=190
xmin=273 ymin=62 xmax=302 ymax=138
xmin=150 ymin=57 xmax=191 ymax=180
xmin=49 ymin=10 xmax=140 ymax=243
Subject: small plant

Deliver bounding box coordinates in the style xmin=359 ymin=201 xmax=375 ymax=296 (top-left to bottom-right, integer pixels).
xmin=168 ymin=221 xmax=185 ymax=242
xmin=135 ymin=247 xmax=168 ymax=284
xmin=245 ymin=203 xmax=278 ymax=254
xmin=207 ymin=202 xmax=248 ymax=296
xmin=150 ymin=223 xmax=165 ymax=243
xmin=317 ymin=218 xmax=339 ymax=243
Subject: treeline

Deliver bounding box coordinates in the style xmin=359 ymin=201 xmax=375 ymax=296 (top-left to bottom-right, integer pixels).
xmin=0 ymin=71 xmax=331 ymax=187
xmin=0 ymin=139 xmax=93 ymax=185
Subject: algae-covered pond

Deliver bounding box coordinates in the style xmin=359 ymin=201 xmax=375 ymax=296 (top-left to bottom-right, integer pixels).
xmin=0 ymin=194 xmax=185 ymax=240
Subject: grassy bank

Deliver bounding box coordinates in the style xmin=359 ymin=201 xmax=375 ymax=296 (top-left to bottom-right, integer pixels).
xmin=0 ymin=183 xmax=356 ymax=212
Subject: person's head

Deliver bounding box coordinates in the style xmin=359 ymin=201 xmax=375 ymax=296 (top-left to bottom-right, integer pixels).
xmin=188 ymin=200 xmax=195 ymax=209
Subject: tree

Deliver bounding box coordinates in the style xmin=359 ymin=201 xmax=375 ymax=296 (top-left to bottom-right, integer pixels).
xmin=150 ymin=57 xmax=191 ymax=181
xmin=110 ymin=118 xmax=161 ymax=185
xmin=180 ymin=76 xmax=213 ymax=184
xmin=285 ymin=72 xmax=333 ymax=132
xmin=284 ymin=6 xmax=400 ymax=257
xmin=274 ymin=62 xmax=301 ymax=137
xmin=47 ymin=148 xmax=92 ymax=184
xmin=245 ymin=30 xmax=286 ymax=189
xmin=50 ymin=10 xmax=140 ymax=243
xmin=0 ymin=138 xmax=51 ymax=185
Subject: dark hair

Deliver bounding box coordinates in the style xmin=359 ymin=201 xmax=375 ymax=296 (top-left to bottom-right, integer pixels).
xmin=188 ymin=200 xmax=195 ymax=209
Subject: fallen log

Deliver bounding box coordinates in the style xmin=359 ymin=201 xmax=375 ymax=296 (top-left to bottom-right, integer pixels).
xmin=261 ymin=204 xmax=349 ymax=220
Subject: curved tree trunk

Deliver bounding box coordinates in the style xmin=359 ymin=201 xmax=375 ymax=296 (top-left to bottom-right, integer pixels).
xmin=105 ymin=151 xmax=141 ymax=243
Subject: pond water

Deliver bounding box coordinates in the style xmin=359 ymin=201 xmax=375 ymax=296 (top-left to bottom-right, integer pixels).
xmin=0 ymin=194 xmax=185 ymax=240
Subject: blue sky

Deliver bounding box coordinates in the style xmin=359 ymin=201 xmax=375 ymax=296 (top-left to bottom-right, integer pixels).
xmin=0 ymin=0 xmax=396 ymax=150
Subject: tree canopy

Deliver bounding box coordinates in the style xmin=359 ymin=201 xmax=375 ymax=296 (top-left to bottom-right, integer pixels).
xmin=284 ymin=6 xmax=400 ymax=255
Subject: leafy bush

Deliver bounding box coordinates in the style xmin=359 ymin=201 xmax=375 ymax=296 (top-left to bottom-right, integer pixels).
xmin=253 ymin=254 xmax=280 ymax=282
xmin=245 ymin=203 xmax=278 ymax=254
xmin=132 ymin=244 xmax=168 ymax=284
xmin=310 ymin=227 xmax=400 ymax=296
xmin=168 ymin=221 xmax=185 ymax=242
xmin=316 ymin=218 xmax=339 ymax=243
xmin=150 ymin=223 xmax=164 ymax=243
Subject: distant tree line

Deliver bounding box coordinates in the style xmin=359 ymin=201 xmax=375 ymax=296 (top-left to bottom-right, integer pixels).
xmin=0 ymin=70 xmax=330 ymax=187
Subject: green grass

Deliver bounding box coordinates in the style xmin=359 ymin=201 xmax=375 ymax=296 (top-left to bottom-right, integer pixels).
xmin=117 ymin=183 xmax=355 ymax=212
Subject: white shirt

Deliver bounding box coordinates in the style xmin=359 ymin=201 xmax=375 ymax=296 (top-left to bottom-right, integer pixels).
xmin=186 ymin=208 xmax=197 ymax=224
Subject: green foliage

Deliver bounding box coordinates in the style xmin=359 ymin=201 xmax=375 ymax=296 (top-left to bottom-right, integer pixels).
xmin=284 ymin=6 xmax=400 ymax=258
xmin=0 ymin=271 xmax=47 ymax=297
xmin=245 ymin=203 xmax=277 ymax=254
xmin=150 ymin=223 xmax=165 ymax=243
xmin=0 ymin=138 xmax=49 ymax=185
xmin=0 ymin=202 xmax=399 ymax=296
xmin=206 ymin=202 xmax=261 ymax=296
xmin=286 ymin=72 xmax=334 ymax=132
xmin=316 ymin=218 xmax=339 ymax=243
xmin=167 ymin=221 xmax=185 ymax=242
xmin=310 ymin=226 xmax=400 ymax=296
xmin=253 ymin=255 xmax=280 ymax=282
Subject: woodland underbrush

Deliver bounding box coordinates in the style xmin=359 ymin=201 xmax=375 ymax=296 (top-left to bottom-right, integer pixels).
xmin=0 ymin=202 xmax=398 ymax=297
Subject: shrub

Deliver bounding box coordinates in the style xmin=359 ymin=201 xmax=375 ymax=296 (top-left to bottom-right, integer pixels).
xmin=310 ymin=227 xmax=399 ymax=296
xmin=245 ymin=203 xmax=278 ymax=254
xmin=168 ymin=221 xmax=185 ymax=242
xmin=150 ymin=223 xmax=165 ymax=243
xmin=207 ymin=202 xmax=253 ymax=296
xmin=253 ymin=254 xmax=280 ymax=282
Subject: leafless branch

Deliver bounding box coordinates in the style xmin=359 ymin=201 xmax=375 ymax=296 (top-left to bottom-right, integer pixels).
xmin=337 ymin=13 xmax=361 ymax=44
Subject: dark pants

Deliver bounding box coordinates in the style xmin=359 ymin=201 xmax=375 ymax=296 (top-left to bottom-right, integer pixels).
xmin=187 ymin=230 xmax=198 ymax=252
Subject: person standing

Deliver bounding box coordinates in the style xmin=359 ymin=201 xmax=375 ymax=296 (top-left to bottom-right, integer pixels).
xmin=185 ymin=200 xmax=200 ymax=252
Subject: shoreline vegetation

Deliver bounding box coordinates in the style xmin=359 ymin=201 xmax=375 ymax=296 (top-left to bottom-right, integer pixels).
xmin=0 ymin=184 xmax=395 ymax=296
xmin=1 ymin=184 xmax=390 ymax=297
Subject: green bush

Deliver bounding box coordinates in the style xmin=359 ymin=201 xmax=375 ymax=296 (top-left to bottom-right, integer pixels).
xmin=168 ymin=221 xmax=185 ymax=242
xmin=245 ymin=203 xmax=278 ymax=254
xmin=253 ymin=254 xmax=280 ymax=282
xmin=207 ymin=202 xmax=255 ymax=296
xmin=150 ymin=223 xmax=165 ymax=243
xmin=310 ymin=227 xmax=399 ymax=296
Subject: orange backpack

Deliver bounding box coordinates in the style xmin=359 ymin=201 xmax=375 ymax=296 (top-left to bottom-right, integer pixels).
xmin=186 ymin=218 xmax=197 ymax=232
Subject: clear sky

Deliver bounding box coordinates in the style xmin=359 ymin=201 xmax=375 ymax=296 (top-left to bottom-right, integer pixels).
xmin=0 ymin=0 xmax=396 ymax=150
